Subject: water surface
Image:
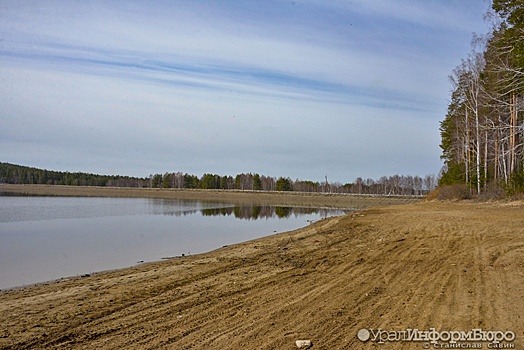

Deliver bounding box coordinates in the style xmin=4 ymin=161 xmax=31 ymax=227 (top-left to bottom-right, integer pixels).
xmin=0 ymin=195 xmax=347 ymax=289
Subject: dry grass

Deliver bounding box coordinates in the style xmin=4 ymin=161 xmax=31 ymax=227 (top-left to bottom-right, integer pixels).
xmin=0 ymin=184 xmax=420 ymax=209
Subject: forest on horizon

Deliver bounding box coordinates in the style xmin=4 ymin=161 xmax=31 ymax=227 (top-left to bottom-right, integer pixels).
xmin=0 ymin=162 xmax=435 ymax=196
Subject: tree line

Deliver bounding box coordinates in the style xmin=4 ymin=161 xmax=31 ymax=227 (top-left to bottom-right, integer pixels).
xmin=439 ymin=0 xmax=524 ymax=195
xmin=148 ymin=171 xmax=435 ymax=195
xmin=0 ymin=162 xmax=435 ymax=196
xmin=0 ymin=162 xmax=148 ymax=187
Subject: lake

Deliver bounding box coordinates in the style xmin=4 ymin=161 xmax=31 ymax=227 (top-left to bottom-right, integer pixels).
xmin=0 ymin=194 xmax=348 ymax=290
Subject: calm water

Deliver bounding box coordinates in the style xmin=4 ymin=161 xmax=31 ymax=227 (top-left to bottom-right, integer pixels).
xmin=0 ymin=195 xmax=347 ymax=289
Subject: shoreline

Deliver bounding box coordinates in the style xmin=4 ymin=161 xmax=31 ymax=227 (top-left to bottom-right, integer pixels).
xmin=0 ymin=211 xmax=344 ymax=293
xmin=0 ymin=214 xmax=339 ymax=293
xmin=0 ymin=183 xmax=421 ymax=209
xmin=2 ymin=193 xmax=522 ymax=349
xmin=0 ymin=184 xmax=373 ymax=291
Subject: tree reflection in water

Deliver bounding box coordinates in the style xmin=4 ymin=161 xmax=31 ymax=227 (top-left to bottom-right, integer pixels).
xmin=144 ymin=199 xmax=348 ymax=220
xmin=201 ymin=205 xmax=347 ymax=220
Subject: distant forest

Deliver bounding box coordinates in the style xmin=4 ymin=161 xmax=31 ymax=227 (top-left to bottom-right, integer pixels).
xmin=0 ymin=162 xmax=149 ymax=188
xmin=439 ymin=1 xmax=524 ymax=196
xmin=0 ymin=162 xmax=435 ymax=196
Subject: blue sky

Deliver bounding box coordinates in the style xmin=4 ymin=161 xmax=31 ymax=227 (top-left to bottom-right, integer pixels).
xmin=0 ymin=1 xmax=492 ymax=183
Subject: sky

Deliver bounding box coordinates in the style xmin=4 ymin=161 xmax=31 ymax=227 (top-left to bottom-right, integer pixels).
xmin=0 ymin=0 xmax=493 ymax=183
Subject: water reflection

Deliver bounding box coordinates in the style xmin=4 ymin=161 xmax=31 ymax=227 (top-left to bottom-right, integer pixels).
xmin=0 ymin=196 xmax=349 ymax=289
xmin=201 ymin=205 xmax=346 ymax=219
xmin=145 ymin=198 xmax=203 ymax=217
xmin=0 ymin=196 xmax=348 ymax=222
xmin=140 ymin=198 xmax=348 ymax=219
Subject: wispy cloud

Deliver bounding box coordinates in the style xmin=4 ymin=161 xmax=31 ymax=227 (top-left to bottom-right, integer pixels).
xmin=0 ymin=0 xmax=489 ymax=181
xmin=0 ymin=38 xmax=433 ymax=113
xmin=302 ymin=0 xmax=490 ymax=31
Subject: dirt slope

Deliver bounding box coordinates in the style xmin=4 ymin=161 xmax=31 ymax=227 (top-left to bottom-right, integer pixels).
xmin=1 ymin=201 xmax=523 ymax=349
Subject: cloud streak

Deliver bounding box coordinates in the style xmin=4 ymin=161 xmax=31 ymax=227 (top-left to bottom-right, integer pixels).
xmin=0 ymin=0 xmax=489 ymax=181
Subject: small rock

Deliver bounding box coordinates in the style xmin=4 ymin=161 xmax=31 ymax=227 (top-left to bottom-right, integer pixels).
xmin=295 ymin=339 xmax=312 ymax=348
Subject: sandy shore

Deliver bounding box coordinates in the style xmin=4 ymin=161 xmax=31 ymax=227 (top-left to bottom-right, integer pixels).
xmin=1 ymin=187 xmax=522 ymax=349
